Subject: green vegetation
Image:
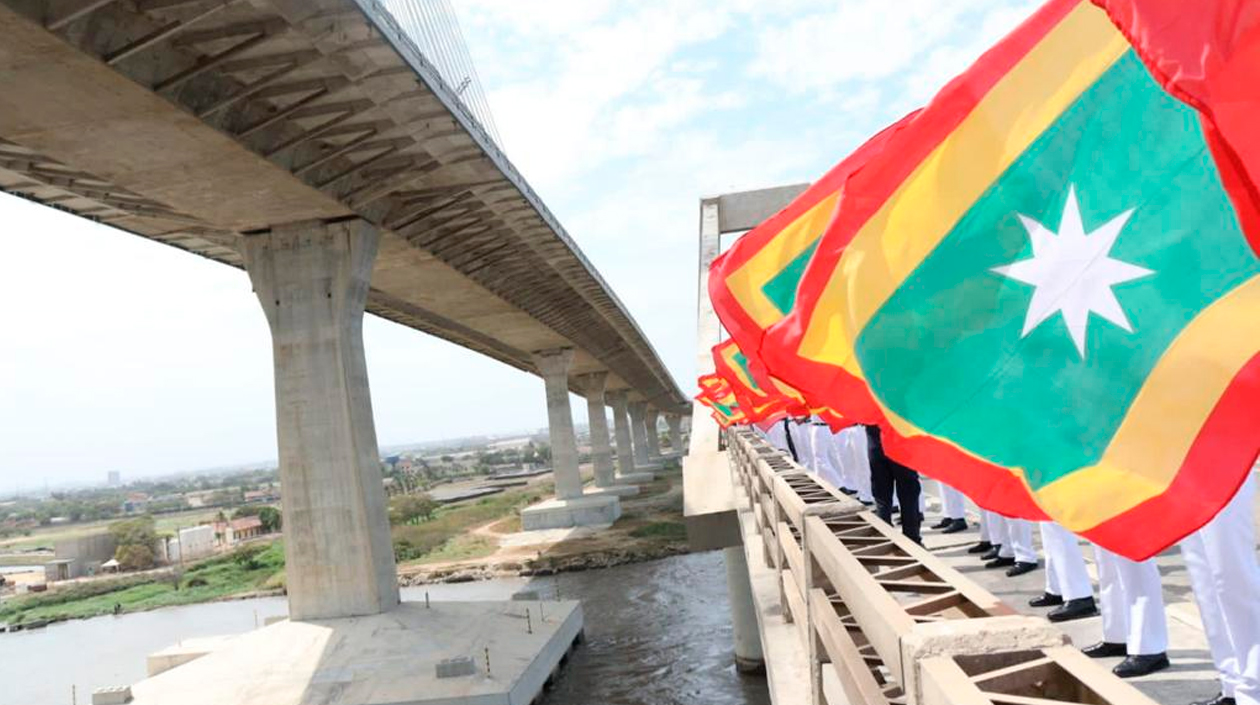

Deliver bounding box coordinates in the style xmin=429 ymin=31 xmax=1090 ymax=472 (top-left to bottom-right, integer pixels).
xmin=388 ymin=493 xmax=438 ymax=526
xmin=410 ymin=534 xmax=496 ymax=565
xmin=393 ymin=485 xmax=549 ymax=563
xmin=0 ymin=541 xmax=286 ymax=625
xmin=629 ymin=521 xmax=687 ymax=542
xmin=109 ymin=516 xmax=159 ymax=571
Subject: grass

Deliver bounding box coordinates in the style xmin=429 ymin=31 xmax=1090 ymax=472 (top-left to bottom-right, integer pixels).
xmin=394 ymin=484 xmax=550 ymax=565
xmin=628 ymin=521 xmax=687 ymax=542
xmin=409 ymin=534 xmax=496 ymax=565
xmin=0 ymin=509 xmax=222 ymax=553
xmin=0 ymin=541 xmax=285 ymax=625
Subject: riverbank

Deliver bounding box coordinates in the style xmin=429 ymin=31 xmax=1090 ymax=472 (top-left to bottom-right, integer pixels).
xmin=0 ymin=542 xmax=285 ymax=626
xmin=0 ymin=461 xmax=688 ymax=626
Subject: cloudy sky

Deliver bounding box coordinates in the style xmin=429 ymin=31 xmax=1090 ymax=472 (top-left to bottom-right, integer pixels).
xmin=0 ymin=0 xmax=1041 ymax=488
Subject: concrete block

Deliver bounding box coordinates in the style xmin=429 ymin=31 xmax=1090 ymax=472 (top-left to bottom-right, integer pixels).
xmin=584 ymin=484 xmax=639 ymax=498
xmin=435 ymin=656 xmax=476 ymax=678
xmin=900 ymin=615 xmax=1068 ymax=705
xmin=520 ymin=495 xmax=621 ymax=531
xmin=92 ymin=686 xmax=132 ymax=705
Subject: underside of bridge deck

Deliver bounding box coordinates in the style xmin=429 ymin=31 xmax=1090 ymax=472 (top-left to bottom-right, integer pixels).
xmin=0 ymin=0 xmax=684 ymax=410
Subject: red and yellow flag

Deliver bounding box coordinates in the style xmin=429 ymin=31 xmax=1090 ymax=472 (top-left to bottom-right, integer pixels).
xmin=760 ymin=0 xmax=1260 ymax=559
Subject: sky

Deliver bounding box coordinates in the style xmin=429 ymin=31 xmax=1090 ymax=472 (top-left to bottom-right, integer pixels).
xmin=0 ymin=0 xmax=1042 ymax=488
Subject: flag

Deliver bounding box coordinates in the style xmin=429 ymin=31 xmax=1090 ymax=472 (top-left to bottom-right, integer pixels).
xmin=712 ymin=339 xmax=801 ymax=423
xmin=760 ymin=0 xmax=1260 ymax=560
xmin=708 ymin=111 xmax=918 ymax=389
xmin=695 ymin=373 xmax=747 ymax=427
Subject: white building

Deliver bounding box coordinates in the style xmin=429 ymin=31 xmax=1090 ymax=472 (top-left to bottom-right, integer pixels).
xmin=178 ymin=525 xmax=215 ymax=560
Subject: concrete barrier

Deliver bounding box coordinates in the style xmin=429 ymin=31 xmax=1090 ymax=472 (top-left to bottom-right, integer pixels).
xmin=723 ymin=429 xmax=1160 ymax=705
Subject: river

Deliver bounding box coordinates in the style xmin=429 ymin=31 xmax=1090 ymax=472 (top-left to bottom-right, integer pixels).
xmin=0 ymin=551 xmax=770 ymax=705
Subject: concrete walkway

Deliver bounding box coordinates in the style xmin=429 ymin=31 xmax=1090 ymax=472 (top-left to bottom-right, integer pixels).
xmin=919 ymin=477 xmax=1260 ymax=705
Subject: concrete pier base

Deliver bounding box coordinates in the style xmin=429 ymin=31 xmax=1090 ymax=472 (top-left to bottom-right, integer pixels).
xmin=128 ymin=601 xmax=584 ymax=705
xmin=616 ymin=471 xmax=656 ymax=484
xmin=520 ymin=495 xmax=622 ymax=531
xmin=583 ymin=484 xmax=640 ymax=498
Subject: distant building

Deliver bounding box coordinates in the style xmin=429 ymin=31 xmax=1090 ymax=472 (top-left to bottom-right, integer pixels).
xmin=212 ymin=516 xmax=264 ymax=546
xmin=107 ymin=470 xmax=121 ymax=487
xmin=178 ymin=525 xmax=215 ymax=560
xmin=46 ymin=531 xmax=118 ymax=581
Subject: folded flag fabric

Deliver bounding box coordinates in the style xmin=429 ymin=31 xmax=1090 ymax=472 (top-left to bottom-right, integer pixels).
xmin=708 ymin=111 xmax=917 ymax=397
xmin=760 ymin=0 xmax=1260 ymax=560
xmin=695 ymin=373 xmax=746 ymax=428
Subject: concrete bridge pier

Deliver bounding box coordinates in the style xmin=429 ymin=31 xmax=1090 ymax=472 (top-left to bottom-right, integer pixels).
xmin=608 ymin=390 xmax=653 ymax=483
xmin=520 ymin=349 xmax=620 ymax=530
xmin=628 ymin=401 xmax=661 ymax=471
xmin=666 ymin=414 xmax=684 ymax=455
xmin=644 ymin=406 xmax=663 ymax=461
xmin=576 ymin=372 xmax=638 ymax=498
xmin=243 ymin=218 xmax=399 ymax=622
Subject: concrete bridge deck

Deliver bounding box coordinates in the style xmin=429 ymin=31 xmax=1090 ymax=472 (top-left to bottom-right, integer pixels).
xmin=0 ymin=0 xmax=683 ymax=408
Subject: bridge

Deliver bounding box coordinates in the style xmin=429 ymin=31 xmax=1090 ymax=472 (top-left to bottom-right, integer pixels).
xmin=0 ymin=2 xmax=686 ymax=703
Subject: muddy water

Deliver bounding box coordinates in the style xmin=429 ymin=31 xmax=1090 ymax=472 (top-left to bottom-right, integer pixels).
xmin=0 ymin=551 xmax=769 ymax=705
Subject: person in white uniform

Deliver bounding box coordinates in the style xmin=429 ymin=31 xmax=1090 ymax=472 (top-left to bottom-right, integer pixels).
xmin=840 ymin=425 xmax=874 ymax=504
xmin=929 ymin=481 xmax=969 ymax=534
xmin=1182 ymin=473 xmax=1260 ymax=705
xmin=969 ymin=509 xmax=995 ymax=556
xmin=787 ymin=418 xmax=813 ymax=468
xmin=808 ymin=419 xmax=845 ymax=490
xmin=1029 ymin=522 xmax=1097 ymax=622
xmin=764 ymin=420 xmax=790 ymax=453
xmin=982 ymin=513 xmax=1039 ymax=576
xmin=1085 ymin=546 xmax=1170 ymax=678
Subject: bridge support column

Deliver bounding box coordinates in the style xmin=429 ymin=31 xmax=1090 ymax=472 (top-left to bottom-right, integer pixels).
xmin=520 ymin=349 xmax=620 ymax=530
xmin=243 ymin=219 xmax=398 ymax=622
xmin=608 ymin=390 xmax=652 ymax=483
xmin=666 ymin=413 xmax=684 ymax=454
xmin=575 ymin=373 xmax=637 ymax=498
xmin=628 ymin=401 xmax=659 ymax=470
xmin=644 ymin=406 xmax=663 ymax=460
xmin=724 ymin=546 xmax=766 ymax=673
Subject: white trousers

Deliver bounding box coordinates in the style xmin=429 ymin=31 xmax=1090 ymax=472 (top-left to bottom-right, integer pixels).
xmin=824 ymin=429 xmax=855 ymax=491
xmin=787 ymin=421 xmax=812 ymax=466
xmin=979 ymin=510 xmax=992 ymax=543
xmin=764 ymin=422 xmax=789 ymax=452
xmin=1181 ymin=474 xmax=1260 ymax=705
xmin=809 ymin=425 xmax=845 ymax=491
xmin=1094 ymin=545 xmax=1168 ymax=655
xmin=938 ymin=481 xmax=967 ymax=520
xmin=840 ymin=427 xmax=873 ymax=502
xmin=1040 ymin=522 xmax=1092 ymax=601
xmin=990 ymin=514 xmax=1037 ymax=564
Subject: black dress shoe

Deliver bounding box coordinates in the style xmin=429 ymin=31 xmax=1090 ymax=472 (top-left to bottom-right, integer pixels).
xmin=840 ymin=488 xmax=857 ymax=496
xmin=931 ymin=518 xmax=953 ymax=530
xmin=1082 ymin=642 xmax=1127 ymax=659
xmin=967 ymin=540 xmax=993 ymax=554
xmin=1113 ymin=653 xmax=1169 ymax=678
xmin=1029 ymin=592 xmax=1064 ymax=608
xmin=1006 ymin=561 xmax=1039 ymax=577
xmin=942 ymin=518 xmax=968 ymax=534
xmin=981 ymin=546 xmax=1003 ymax=561
xmin=1191 ymin=694 xmax=1236 ymax=705
xmin=985 ymin=556 xmax=1016 ymax=569
xmin=1048 ymin=597 xmax=1099 ymax=623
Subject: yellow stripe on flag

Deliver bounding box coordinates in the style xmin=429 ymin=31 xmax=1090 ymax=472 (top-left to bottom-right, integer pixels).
xmin=1035 ymin=274 xmax=1260 ymax=530
xmin=726 ymin=192 xmax=840 ymax=329
xmin=798 ymin=2 xmax=1129 ymax=378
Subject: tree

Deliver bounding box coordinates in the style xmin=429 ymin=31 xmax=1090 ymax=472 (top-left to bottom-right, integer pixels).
xmin=116 ymin=542 xmax=156 ymax=571
xmin=389 ymin=493 xmax=438 ymax=526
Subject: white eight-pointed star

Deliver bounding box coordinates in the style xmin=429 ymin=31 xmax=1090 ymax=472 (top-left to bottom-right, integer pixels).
xmin=991 ymin=186 xmax=1154 ymax=358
